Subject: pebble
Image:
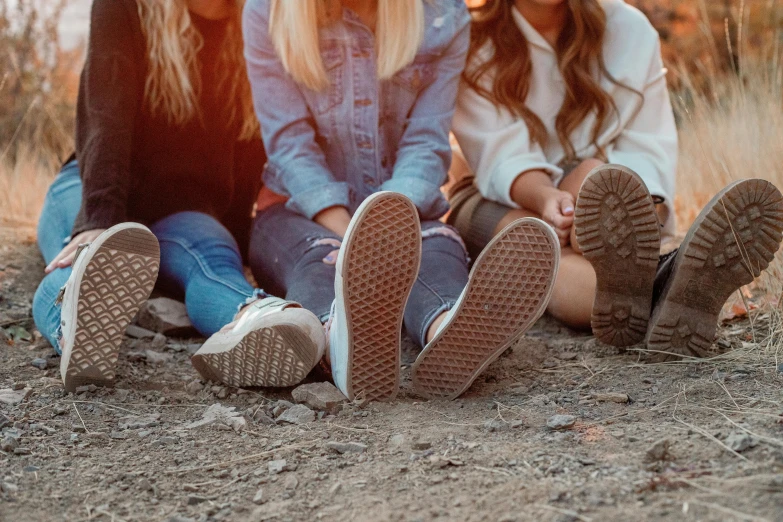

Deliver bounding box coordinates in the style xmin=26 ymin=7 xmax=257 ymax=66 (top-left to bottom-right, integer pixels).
xmin=546 ymin=415 xmax=576 ymax=430
xmin=151 ymin=333 xmax=168 ymax=350
xmin=645 ymin=438 xmax=672 ymax=462
xmin=0 ymin=413 xmax=10 ymax=429
xmin=725 ymin=432 xmax=757 ymax=452
xmin=253 ymin=410 xmax=276 ymax=426
xmin=268 ymin=460 xmax=287 ymax=474
xmin=1 ymin=436 xmax=19 ymax=452
xmin=137 ymin=297 xmax=196 ymax=337
xmin=185 ymin=380 xmax=203 ymax=395
xmin=326 ymin=441 xmax=367 ymax=454
xmin=110 ymin=431 xmax=128 ymax=440
xmin=412 ymin=441 xmax=432 ymax=451
xmin=389 ymin=434 xmax=406 ymax=447
xmin=23 ymin=465 xmax=40 ymax=473
xmin=75 ymin=384 xmax=98 ymax=394
xmin=153 ymin=436 xmax=178 ymax=446
xmin=11 ymin=382 xmax=25 ymax=391
xmin=252 ymin=488 xmax=265 ymax=505
xmin=144 ymin=349 xmax=171 ymax=365
xmin=592 ymin=392 xmax=630 ymax=404
xmin=125 ymin=324 xmax=156 ymax=339
xmin=138 ymin=477 xmax=154 ymax=492
xmin=777 ymin=363 xmax=783 ymax=374
xmin=284 ymin=475 xmax=299 ymax=490
xmin=484 ymin=419 xmax=509 ymax=432
xmin=118 ymin=414 xmax=161 ymax=430
xmin=31 ymin=358 xmax=48 ymax=370
xmin=272 ymin=400 xmax=294 ymax=418
xmin=72 ymin=424 xmax=87 ymax=433
xmin=187 ymin=495 xmax=208 ymax=505
xmin=13 ymin=447 xmax=31 ymax=455
xmin=277 ymin=404 xmax=315 ymax=425
xmin=291 ymin=382 xmax=347 ymax=413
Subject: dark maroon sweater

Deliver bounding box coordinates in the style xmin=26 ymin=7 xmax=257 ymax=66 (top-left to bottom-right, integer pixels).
xmin=72 ymin=0 xmax=265 ymax=256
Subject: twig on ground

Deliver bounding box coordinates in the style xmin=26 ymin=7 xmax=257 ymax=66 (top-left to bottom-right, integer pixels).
xmin=72 ymin=403 xmax=89 ymax=434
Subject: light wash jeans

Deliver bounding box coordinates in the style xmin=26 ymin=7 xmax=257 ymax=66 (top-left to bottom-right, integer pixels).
xmin=33 ymin=160 xmax=264 ymax=353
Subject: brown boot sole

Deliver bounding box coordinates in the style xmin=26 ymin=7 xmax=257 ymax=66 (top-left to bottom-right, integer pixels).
xmin=646 ymin=179 xmax=783 ymax=360
xmin=191 ymin=324 xmax=319 ymax=388
xmin=412 ymin=218 xmax=560 ymax=400
xmin=64 ymin=227 xmax=160 ymax=392
xmin=575 ymin=165 xmax=661 ymax=347
xmin=341 ymin=193 xmax=421 ymax=402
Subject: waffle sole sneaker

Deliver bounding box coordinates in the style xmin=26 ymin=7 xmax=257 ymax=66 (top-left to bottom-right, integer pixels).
xmin=191 ymin=299 xmax=325 ymax=388
xmin=59 ymin=223 xmax=160 ymax=393
xmin=412 ymin=218 xmax=560 ymax=400
xmin=646 ymin=179 xmax=783 ymax=359
xmin=574 ymin=164 xmax=661 ymax=347
xmin=330 ymin=192 xmax=422 ymax=402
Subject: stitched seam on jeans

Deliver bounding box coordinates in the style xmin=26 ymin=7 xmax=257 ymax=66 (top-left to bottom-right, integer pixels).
xmin=157 ymin=237 xmax=256 ymax=299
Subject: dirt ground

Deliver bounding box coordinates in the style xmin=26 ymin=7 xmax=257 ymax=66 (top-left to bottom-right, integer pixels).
xmin=1 ymin=224 xmax=782 ymax=522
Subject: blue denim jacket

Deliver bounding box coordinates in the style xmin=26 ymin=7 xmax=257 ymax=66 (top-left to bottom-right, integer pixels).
xmin=243 ymin=0 xmax=470 ymax=221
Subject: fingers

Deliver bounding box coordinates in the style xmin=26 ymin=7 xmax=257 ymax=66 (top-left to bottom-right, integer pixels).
xmin=560 ymin=194 xmax=575 ymax=216
xmin=45 ymin=242 xmax=78 ymax=274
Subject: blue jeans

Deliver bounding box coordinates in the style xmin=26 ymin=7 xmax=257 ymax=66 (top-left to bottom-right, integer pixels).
xmin=249 ymin=204 xmax=470 ymax=348
xmin=33 ymin=161 xmax=264 ymax=353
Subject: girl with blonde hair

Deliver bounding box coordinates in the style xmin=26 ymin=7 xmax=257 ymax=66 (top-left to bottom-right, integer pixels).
xmin=449 ymin=0 xmax=783 ymax=356
xmin=244 ymin=0 xmax=560 ymax=401
xmin=33 ymin=0 xmax=326 ymax=393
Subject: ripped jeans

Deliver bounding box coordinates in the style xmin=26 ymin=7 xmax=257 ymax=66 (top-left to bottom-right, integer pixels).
xmin=249 ymin=203 xmax=470 ymax=348
xmin=32 ymin=161 xmax=265 ymax=352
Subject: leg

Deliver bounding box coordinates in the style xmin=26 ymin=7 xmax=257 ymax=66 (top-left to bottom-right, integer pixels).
xmin=404 ymin=222 xmax=470 ymax=348
xmin=149 ymin=211 xmax=264 ymax=336
xmin=32 ymin=160 xmax=82 ymax=351
xmin=559 ymin=158 xmax=605 ymax=251
xmin=448 ymin=180 xmax=595 ymax=329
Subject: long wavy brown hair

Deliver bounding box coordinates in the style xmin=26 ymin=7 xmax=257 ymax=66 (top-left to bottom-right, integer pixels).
xmin=136 ymin=0 xmax=259 ymax=141
xmin=464 ymin=0 xmax=633 ymax=160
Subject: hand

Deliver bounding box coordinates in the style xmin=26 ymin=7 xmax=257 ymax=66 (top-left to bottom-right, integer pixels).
xmin=538 ymin=189 xmax=575 ymax=247
xmin=45 ymin=229 xmax=105 ymax=274
xmin=314 ymin=206 xmax=351 ymax=238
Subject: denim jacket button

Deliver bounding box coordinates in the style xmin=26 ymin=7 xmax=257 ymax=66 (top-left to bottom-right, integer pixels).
xmin=362 ymin=175 xmax=375 ymax=186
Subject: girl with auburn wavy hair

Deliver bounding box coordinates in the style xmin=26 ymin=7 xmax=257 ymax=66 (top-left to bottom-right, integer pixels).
xmin=243 ymin=0 xmax=560 ymax=401
xmin=33 ymin=0 xmax=327 ymax=393
xmin=450 ymin=0 xmax=783 ymax=358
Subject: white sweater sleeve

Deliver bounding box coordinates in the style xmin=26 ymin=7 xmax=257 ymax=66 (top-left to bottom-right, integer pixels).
xmin=452 ymin=81 xmax=563 ymax=208
xmin=606 ymin=38 xmax=677 ymax=228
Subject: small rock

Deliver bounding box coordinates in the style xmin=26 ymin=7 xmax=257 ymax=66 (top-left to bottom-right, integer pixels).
xmin=546 ymin=415 xmax=576 ymax=430
xmin=291 ymin=382 xmax=347 ymax=413
xmin=13 ymin=447 xmax=31 ymax=455
xmin=510 ymin=420 xmax=525 ymax=429
xmin=484 ymin=419 xmax=508 ymax=432
xmin=277 ymin=404 xmax=315 ymax=425
xmin=283 ymin=475 xmax=299 ymax=490
xmin=268 ymin=460 xmax=286 ymax=474
xmin=645 ymin=438 xmax=673 ymax=462
xmin=144 ymin=349 xmax=171 ymax=365
xmin=592 ymin=392 xmax=630 ymax=404
xmin=412 ymin=441 xmax=432 ymax=451
xmin=388 ymin=434 xmax=406 ymax=447
xmin=151 ymin=333 xmax=168 ymax=349
xmin=326 ymin=441 xmax=367 ymax=454
xmin=118 ymin=413 xmax=161 ymax=430
xmin=252 ymin=488 xmax=265 ymax=505
xmin=185 ymin=380 xmax=203 ymax=396
xmin=272 ymin=400 xmax=294 ymax=418
xmin=31 ymin=358 xmax=48 ymax=370
xmin=72 ymin=424 xmax=87 ymax=433
xmin=253 ymin=410 xmax=276 ymax=426
xmin=1 ymin=482 xmax=19 ymax=494
xmin=125 ymin=324 xmax=156 ymax=339
xmin=75 ymin=384 xmax=98 ymax=394
xmin=0 ymin=413 xmax=11 ymax=429
xmin=138 ymin=477 xmax=154 ymax=491
xmin=187 ymin=495 xmax=208 ymax=505
xmin=215 ymin=387 xmax=229 ymax=400
xmin=153 ymin=436 xmax=178 ymax=446
xmin=777 ymin=363 xmax=783 ymax=374
xmin=185 ymin=404 xmax=246 ymax=432
xmin=110 ymin=431 xmax=128 ymax=440
xmin=725 ymin=432 xmax=757 ymax=453
xmin=23 ymin=465 xmax=40 ymax=473
xmin=137 ymin=297 xmax=196 ymax=337
xmin=11 ymin=382 xmax=25 ymax=391
xmin=329 ymin=482 xmax=342 ymax=495
xmin=555 ymin=352 xmax=578 ymax=361
xmin=1 ymin=436 xmax=19 ymax=452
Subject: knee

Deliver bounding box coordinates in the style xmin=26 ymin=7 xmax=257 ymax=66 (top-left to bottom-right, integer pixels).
xmin=155 ymin=212 xmax=240 ymax=253
xmin=421 ymin=224 xmax=468 ymax=259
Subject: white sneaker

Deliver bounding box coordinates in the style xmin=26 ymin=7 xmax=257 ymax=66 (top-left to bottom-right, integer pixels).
xmin=412 ymin=218 xmax=560 ymax=400
xmin=329 ymin=192 xmax=421 ymax=401
xmin=192 ymin=297 xmax=326 ymax=388
xmin=59 ymin=223 xmax=160 ymax=392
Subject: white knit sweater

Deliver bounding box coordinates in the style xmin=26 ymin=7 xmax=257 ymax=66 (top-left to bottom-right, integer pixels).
xmin=452 ymin=0 xmax=677 ymax=234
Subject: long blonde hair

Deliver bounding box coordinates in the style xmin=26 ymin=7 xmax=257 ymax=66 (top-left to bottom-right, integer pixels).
xmin=269 ymin=0 xmax=426 ymax=91
xmin=135 ymin=0 xmax=260 ymax=141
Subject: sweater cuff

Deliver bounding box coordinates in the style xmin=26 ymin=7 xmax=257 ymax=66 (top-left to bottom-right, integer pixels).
xmin=489 ymin=156 xmax=564 ymax=208
xmin=285 ymin=182 xmax=351 ymax=220
xmin=380 ymin=175 xmax=450 ymax=221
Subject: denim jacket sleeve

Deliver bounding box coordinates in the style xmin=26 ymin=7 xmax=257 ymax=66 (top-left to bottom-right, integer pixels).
xmin=380 ymin=3 xmax=471 ymax=220
xmin=243 ymin=0 xmax=350 ymax=220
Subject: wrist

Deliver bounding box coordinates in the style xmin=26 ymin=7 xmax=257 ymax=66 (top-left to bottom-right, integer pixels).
xmin=511 ymin=171 xmax=557 ymax=214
